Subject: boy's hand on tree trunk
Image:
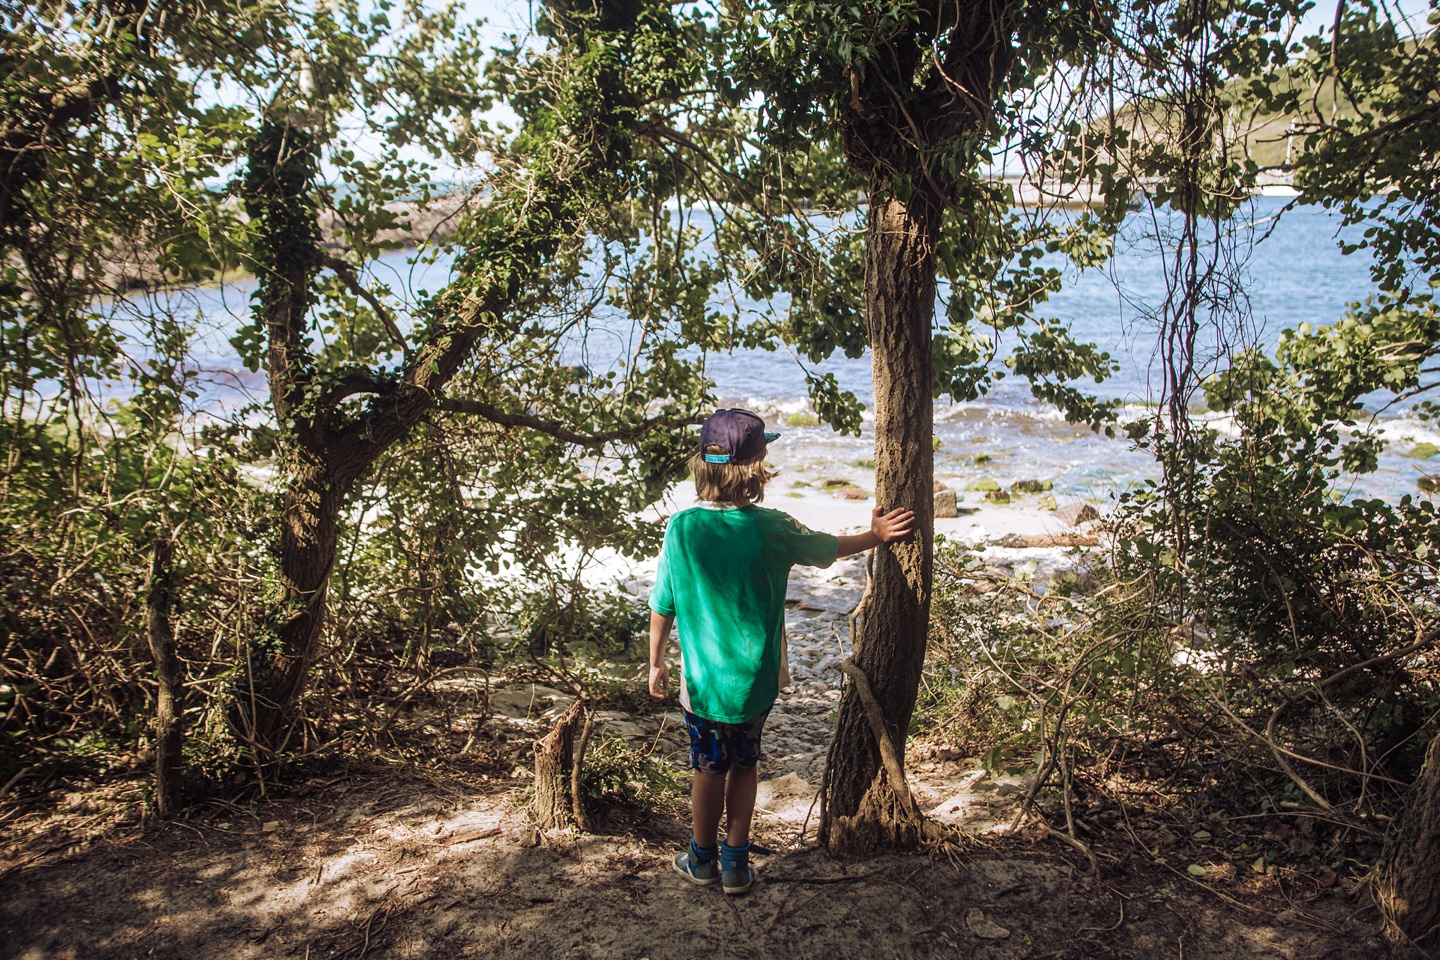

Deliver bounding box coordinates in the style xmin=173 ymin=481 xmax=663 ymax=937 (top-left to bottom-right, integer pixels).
xmin=871 ymin=505 xmax=915 ymax=543
xmin=836 ymin=506 xmax=916 ymax=558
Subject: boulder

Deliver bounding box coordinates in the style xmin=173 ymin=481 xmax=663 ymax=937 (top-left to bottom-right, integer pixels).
xmin=966 ymin=478 xmax=1001 ymax=492
xmin=1037 ymin=494 xmax=1058 ymax=511
xmin=834 ymin=487 xmax=867 ymax=500
xmin=1054 ymin=502 xmax=1100 ymax=526
xmin=1012 ymin=478 xmax=1053 ymax=494
xmin=935 ymin=488 xmax=958 ymax=518
xmin=984 ymin=489 xmax=1011 ymax=504
xmin=1407 ymin=442 xmax=1438 ymax=460
xmin=991 ymin=533 xmax=1028 ymax=548
xmin=1022 ymin=532 xmax=1098 ymax=548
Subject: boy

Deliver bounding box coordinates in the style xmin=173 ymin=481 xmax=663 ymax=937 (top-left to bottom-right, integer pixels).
xmin=648 ymin=408 xmax=914 ymax=895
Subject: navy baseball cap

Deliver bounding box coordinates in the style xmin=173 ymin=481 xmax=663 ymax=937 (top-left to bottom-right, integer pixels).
xmin=699 ymin=409 xmax=779 ymax=464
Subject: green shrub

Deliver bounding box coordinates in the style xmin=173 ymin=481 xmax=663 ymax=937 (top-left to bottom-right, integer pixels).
xmin=580 ymin=734 xmax=686 ymax=815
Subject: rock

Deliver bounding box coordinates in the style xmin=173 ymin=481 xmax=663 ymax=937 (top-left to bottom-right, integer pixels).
xmin=991 ymin=533 xmax=1028 ymax=548
xmin=1021 ymin=532 xmax=1098 ymax=547
xmin=933 ymin=479 xmax=950 ymax=493
xmin=965 ymin=908 xmax=1010 ymax=940
xmin=756 ymin=772 xmax=815 ymax=808
xmin=819 ymin=478 xmax=851 ymax=488
xmin=262 ymin=821 xmax=279 ymax=833
xmin=932 ymin=436 xmax=943 ymax=451
xmin=972 ymin=453 xmax=992 ymax=464
xmin=984 ymin=489 xmax=1011 ymax=503
xmin=1011 ymin=478 xmax=1053 ymax=494
xmin=1037 ymin=494 xmax=1058 ymax=511
xmin=1406 ymin=442 xmax=1438 ymax=460
xmin=603 ymin=720 xmax=650 ymax=738
xmin=966 ymin=478 xmax=1000 ymax=492
xmin=834 ymin=487 xmax=868 ymax=500
xmin=490 ymin=684 xmax=573 ymax=719
xmin=786 ymin=412 xmax=819 ymax=427
xmin=1420 ymin=475 xmax=1439 ymax=493
xmin=1053 ymin=502 xmax=1100 ymax=526
xmin=935 ymin=488 xmax=958 ymax=518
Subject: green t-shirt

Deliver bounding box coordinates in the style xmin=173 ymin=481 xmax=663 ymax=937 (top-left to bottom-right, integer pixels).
xmin=649 ymin=504 xmax=839 ymax=723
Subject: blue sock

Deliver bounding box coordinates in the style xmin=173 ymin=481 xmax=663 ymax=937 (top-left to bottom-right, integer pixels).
xmin=721 ymin=841 xmax=749 ymax=869
xmin=690 ymin=839 xmax=717 ymax=863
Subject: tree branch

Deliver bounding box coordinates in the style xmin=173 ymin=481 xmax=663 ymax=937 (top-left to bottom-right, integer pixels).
xmin=322 ymin=255 xmax=409 ymax=355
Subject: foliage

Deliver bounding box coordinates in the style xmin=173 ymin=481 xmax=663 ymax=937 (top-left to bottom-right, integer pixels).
xmin=3 ymin=0 xmax=1439 ymax=885
xmin=924 ymin=525 xmax=1434 ymax=866
xmin=579 ymin=733 xmax=686 ymax=816
xmin=0 ymin=400 xmax=266 ymax=782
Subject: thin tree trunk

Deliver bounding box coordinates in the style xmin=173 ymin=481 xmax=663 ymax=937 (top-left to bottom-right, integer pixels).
xmin=821 ymin=193 xmax=939 ymax=854
xmin=146 ymin=535 xmax=184 ymax=818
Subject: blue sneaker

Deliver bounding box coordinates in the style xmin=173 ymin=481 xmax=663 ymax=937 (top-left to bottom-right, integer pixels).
xmin=721 ymin=841 xmax=755 ymax=896
xmin=674 ymin=841 xmax=719 ymax=886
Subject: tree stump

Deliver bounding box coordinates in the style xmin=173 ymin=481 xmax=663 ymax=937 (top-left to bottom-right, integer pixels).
xmin=532 ymin=700 xmax=595 ymax=831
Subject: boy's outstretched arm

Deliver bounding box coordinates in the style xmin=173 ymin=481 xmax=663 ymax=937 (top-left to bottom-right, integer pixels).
xmin=836 ymin=505 xmax=915 ymax=558
xmin=648 ymin=611 xmax=674 ymax=698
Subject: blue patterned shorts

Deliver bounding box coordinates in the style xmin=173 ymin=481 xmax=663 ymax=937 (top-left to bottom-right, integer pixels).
xmin=683 ymin=708 xmax=769 ymax=775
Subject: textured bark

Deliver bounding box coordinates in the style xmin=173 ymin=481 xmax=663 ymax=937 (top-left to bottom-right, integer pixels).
xmin=821 ymin=194 xmax=940 ymax=852
xmin=238 ymin=455 xmax=354 ymax=766
xmin=818 ymin=1 xmax=1024 ymax=852
xmin=145 ymin=536 xmax=184 ymax=818
xmin=533 ymin=700 xmax=591 ymax=830
xmin=1391 ymin=734 xmax=1440 ymax=946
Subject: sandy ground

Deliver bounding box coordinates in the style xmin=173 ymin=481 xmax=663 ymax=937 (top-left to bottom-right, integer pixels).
xmin=0 ymin=764 xmax=1419 ymax=960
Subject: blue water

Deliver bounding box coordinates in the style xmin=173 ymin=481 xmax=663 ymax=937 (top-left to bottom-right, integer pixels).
xmin=126 ymin=197 xmax=1437 ymax=501
xmin=699 ymin=197 xmax=1386 ymax=408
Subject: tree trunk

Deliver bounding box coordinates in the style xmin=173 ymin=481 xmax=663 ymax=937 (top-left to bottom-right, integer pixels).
xmin=145 ymin=535 xmax=184 ymax=818
xmin=1389 ymin=733 xmax=1440 ymax=947
xmin=236 ymin=456 xmax=351 ymax=770
xmin=533 ymin=700 xmax=595 ymax=831
xmin=820 ymin=193 xmax=940 ymax=854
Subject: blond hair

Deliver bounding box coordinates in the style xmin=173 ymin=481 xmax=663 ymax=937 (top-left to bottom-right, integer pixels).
xmin=690 ymin=445 xmax=775 ymax=505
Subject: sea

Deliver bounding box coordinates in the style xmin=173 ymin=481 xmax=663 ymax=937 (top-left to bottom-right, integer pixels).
xmin=139 ymin=195 xmax=1438 ymax=504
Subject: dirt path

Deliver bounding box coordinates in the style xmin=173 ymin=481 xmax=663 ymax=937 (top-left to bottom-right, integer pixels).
xmin=0 ymin=768 xmax=1416 ymax=960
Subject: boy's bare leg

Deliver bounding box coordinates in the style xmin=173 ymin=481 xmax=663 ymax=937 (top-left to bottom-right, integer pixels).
xmin=723 ymin=763 xmax=760 ymax=847
xmin=691 ymin=771 xmax=727 ymax=849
